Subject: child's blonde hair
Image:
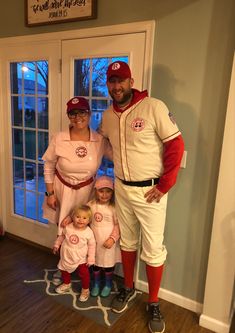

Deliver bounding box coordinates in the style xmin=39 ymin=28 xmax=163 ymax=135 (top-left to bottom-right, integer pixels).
xmin=71 ymin=204 xmax=92 ymax=222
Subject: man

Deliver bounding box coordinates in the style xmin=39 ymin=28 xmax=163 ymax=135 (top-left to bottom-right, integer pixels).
xmin=99 ymin=61 xmax=184 ymax=333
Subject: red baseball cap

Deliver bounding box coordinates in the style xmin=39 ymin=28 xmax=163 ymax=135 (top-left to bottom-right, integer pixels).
xmin=107 ymin=61 xmax=131 ymax=81
xmin=66 ymin=96 xmax=90 ymax=113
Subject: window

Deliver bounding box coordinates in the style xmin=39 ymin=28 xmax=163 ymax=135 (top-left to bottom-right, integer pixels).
xmin=10 ymin=61 xmax=49 ymax=223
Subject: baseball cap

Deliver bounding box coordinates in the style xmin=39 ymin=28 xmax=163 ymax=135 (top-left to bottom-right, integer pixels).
xmin=94 ymin=176 xmax=114 ymax=190
xmin=107 ymin=61 xmax=131 ymax=81
xmin=67 ymin=96 xmax=90 ymax=113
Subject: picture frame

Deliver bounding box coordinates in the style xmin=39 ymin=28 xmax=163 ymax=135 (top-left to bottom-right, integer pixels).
xmin=25 ymin=0 xmax=97 ymax=27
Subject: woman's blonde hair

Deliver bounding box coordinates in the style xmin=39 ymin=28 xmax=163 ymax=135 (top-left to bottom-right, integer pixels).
xmin=71 ymin=204 xmax=92 ymax=222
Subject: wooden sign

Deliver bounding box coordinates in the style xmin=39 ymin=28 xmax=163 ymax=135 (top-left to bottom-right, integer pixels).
xmin=26 ymin=0 xmax=97 ymax=27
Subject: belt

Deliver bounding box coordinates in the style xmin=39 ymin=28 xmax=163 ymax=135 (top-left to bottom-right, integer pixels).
xmin=120 ymin=178 xmax=159 ymax=187
xmin=55 ymin=169 xmax=94 ymax=190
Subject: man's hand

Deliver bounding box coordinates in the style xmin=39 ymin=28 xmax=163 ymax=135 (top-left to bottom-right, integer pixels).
xmin=144 ymin=186 xmax=164 ymax=203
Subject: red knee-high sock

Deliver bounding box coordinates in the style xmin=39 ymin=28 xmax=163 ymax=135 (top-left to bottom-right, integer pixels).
xmin=146 ymin=264 xmax=164 ymax=303
xmin=121 ymin=250 xmax=137 ymax=289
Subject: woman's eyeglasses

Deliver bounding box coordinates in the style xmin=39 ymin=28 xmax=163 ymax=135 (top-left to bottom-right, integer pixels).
xmin=67 ymin=110 xmax=89 ymax=119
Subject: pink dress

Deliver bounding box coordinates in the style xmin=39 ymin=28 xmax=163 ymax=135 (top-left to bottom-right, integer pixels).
xmin=42 ymin=128 xmax=112 ymax=235
xmin=54 ymin=224 xmax=96 ymax=273
xmin=88 ymin=200 xmax=121 ymax=267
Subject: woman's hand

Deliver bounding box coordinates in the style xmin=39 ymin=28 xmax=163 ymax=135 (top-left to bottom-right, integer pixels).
xmin=47 ymin=194 xmax=57 ymax=210
xmin=103 ymin=237 xmax=115 ymax=249
xmin=52 ymin=246 xmax=58 ymax=254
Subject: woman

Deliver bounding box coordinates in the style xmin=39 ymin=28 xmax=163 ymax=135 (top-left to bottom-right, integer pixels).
xmin=42 ymin=96 xmax=112 ymax=236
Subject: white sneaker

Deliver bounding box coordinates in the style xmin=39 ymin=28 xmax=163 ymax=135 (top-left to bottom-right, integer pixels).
xmin=55 ymin=283 xmax=71 ymax=294
xmin=79 ymin=288 xmax=90 ymax=302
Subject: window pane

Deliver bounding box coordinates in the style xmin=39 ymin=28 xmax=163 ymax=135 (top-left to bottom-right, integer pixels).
xmin=25 ymin=130 xmax=36 ymax=160
xmin=24 ymin=96 xmax=35 ymax=128
xmin=11 ymin=96 xmax=22 ymax=126
xmin=38 ymin=131 xmax=48 ymax=160
xmin=12 ymin=129 xmax=23 ymax=158
xmin=38 ymin=97 xmax=48 ymax=129
xmin=13 ymin=159 xmax=24 ymax=187
xmin=14 ymin=188 xmax=24 ymax=216
xmin=37 ymin=61 xmax=48 ymax=94
xmin=26 ymin=162 xmax=36 ymax=190
xmin=24 ymin=62 xmax=36 ymax=95
xmin=92 ymin=58 xmax=109 ymax=97
xmin=74 ymin=59 xmax=90 ymax=96
xmin=10 ymin=63 xmax=22 ymax=94
xmin=26 ymin=191 xmax=37 ymax=220
xmin=38 ymin=164 xmax=45 ymax=192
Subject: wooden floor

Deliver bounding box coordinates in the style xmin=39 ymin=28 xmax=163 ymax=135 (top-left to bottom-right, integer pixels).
xmin=0 ymin=235 xmax=233 ymax=333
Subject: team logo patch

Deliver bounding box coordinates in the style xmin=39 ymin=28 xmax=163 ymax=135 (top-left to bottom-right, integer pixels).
xmin=71 ymin=97 xmax=79 ymax=104
xmin=94 ymin=212 xmax=103 ymax=222
xmin=69 ymin=234 xmax=79 ymax=244
xmin=112 ymin=62 xmax=121 ymax=70
xmin=75 ymin=146 xmax=87 ymax=158
xmin=131 ymin=118 xmax=145 ymax=132
xmin=168 ymin=112 xmax=176 ymax=124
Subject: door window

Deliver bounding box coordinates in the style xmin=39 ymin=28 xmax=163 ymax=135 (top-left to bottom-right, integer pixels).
xmin=10 ymin=61 xmax=49 ymax=223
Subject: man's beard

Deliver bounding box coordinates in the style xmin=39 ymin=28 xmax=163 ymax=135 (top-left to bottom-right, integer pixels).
xmin=112 ymin=89 xmax=132 ymax=107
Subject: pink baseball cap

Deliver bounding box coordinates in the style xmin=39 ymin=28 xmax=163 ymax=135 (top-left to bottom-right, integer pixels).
xmin=67 ymin=96 xmax=90 ymax=113
xmin=95 ymin=176 xmax=114 ymax=190
xmin=107 ymin=61 xmax=131 ymax=81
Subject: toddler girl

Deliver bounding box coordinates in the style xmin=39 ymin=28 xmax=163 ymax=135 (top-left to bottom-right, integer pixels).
xmin=88 ymin=176 xmax=121 ymax=297
xmin=53 ymin=204 xmax=96 ymax=302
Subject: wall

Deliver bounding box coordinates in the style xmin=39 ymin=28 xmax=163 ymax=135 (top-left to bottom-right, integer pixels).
xmin=0 ymin=0 xmax=235 ymax=305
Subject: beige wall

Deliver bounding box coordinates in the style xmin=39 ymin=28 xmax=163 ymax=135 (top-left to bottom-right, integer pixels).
xmin=0 ymin=0 xmax=235 ymax=305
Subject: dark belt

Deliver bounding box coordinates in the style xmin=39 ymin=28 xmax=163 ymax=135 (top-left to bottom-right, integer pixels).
xmin=55 ymin=169 xmax=94 ymax=190
xmin=120 ymin=178 xmax=159 ymax=187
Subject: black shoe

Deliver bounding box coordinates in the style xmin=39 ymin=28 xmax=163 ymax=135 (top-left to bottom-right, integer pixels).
xmin=111 ymin=287 xmax=136 ymax=313
xmin=147 ymin=302 xmax=165 ymax=333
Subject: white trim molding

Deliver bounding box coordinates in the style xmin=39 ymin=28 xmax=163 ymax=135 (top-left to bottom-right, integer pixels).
xmin=199 ymin=314 xmax=233 ymax=333
xmin=136 ymin=280 xmax=203 ymax=314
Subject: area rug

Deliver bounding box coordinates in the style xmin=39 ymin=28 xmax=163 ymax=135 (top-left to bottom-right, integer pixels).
xmin=23 ymin=268 xmax=142 ymax=327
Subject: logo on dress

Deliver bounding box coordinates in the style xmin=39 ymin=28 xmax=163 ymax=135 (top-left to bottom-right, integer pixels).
xmin=75 ymin=146 xmax=87 ymax=158
xmin=69 ymin=234 xmax=79 ymax=244
xmin=94 ymin=212 xmax=103 ymax=222
xmin=168 ymin=112 xmax=176 ymax=124
xmin=131 ymin=118 xmax=145 ymax=132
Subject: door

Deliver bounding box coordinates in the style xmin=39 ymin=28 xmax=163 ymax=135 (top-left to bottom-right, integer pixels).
xmin=0 ymin=40 xmax=61 ymax=247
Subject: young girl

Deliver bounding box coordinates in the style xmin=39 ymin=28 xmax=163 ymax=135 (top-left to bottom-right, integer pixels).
xmin=88 ymin=176 xmax=121 ymax=297
xmin=53 ymin=204 xmax=96 ymax=302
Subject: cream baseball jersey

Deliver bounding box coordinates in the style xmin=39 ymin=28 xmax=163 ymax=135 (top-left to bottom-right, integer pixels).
xmin=100 ymin=96 xmax=181 ymax=181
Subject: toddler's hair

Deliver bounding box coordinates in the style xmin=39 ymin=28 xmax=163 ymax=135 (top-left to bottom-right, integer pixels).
xmin=71 ymin=204 xmax=92 ymax=221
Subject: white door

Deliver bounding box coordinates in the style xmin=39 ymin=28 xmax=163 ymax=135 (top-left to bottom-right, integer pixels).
xmin=0 ymin=41 xmax=61 ymax=247
xmin=0 ymin=29 xmax=149 ymax=248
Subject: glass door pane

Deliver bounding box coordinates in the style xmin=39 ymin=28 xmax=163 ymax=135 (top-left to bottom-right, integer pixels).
xmin=10 ymin=61 xmax=49 ymax=223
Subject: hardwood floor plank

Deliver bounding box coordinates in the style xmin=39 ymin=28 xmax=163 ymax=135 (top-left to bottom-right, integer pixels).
xmin=0 ymin=235 xmax=218 ymax=333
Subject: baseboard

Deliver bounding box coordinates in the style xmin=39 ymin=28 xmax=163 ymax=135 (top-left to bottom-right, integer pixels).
xmin=199 ymin=314 xmax=232 ymax=333
xmin=136 ymin=279 xmax=203 ymax=314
